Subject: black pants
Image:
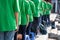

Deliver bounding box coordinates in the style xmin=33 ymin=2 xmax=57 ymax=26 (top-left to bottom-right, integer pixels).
xmin=51 ymin=21 xmax=55 ymax=29
xmin=18 ymin=25 xmax=26 ymax=40
xmin=39 ymin=15 xmax=47 ymax=34
xmin=46 ymin=15 xmax=50 ymax=25
xmin=14 ymin=32 xmax=17 ymax=40
xmin=26 ymin=22 xmax=33 ymax=35
xmin=41 ymin=15 xmax=50 ymax=26
xmin=41 ymin=15 xmax=47 ymax=25
xmin=31 ymin=17 xmax=39 ymax=35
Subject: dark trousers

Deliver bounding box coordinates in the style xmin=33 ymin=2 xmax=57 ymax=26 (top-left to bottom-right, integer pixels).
xmin=26 ymin=22 xmax=33 ymax=35
xmin=39 ymin=16 xmax=42 ymax=25
xmin=51 ymin=21 xmax=55 ymax=29
xmin=39 ymin=15 xmax=47 ymax=34
xmin=31 ymin=17 xmax=39 ymax=35
xmin=41 ymin=15 xmax=50 ymax=26
xmin=41 ymin=15 xmax=47 ymax=25
xmin=46 ymin=15 xmax=50 ymax=26
xmin=14 ymin=32 xmax=17 ymax=40
xmin=18 ymin=25 xmax=26 ymax=40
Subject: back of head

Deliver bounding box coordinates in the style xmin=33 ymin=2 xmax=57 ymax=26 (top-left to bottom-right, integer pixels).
xmin=45 ymin=0 xmax=48 ymax=2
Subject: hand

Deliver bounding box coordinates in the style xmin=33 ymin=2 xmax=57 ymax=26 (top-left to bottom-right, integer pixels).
xmin=17 ymin=34 xmax=22 ymax=40
xmin=26 ymin=23 xmax=29 ymax=28
xmin=15 ymin=25 xmax=19 ymax=32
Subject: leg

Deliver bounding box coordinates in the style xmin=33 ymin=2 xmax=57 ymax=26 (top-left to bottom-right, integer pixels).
xmin=39 ymin=16 xmax=42 ymax=25
xmin=43 ymin=15 xmax=47 ymax=26
xmin=41 ymin=15 xmax=44 ymax=24
xmin=26 ymin=22 xmax=32 ymax=35
xmin=21 ymin=26 xmax=26 ymax=40
xmin=0 ymin=32 xmax=4 ymax=40
xmin=35 ymin=17 xmax=39 ymax=35
xmin=51 ymin=21 xmax=55 ymax=29
xmin=31 ymin=17 xmax=39 ymax=35
xmin=18 ymin=25 xmax=26 ymax=40
xmin=40 ymin=15 xmax=47 ymax=34
xmin=14 ymin=32 xmax=17 ymax=40
xmin=4 ymin=31 xmax=15 ymax=40
xmin=30 ymin=32 xmax=35 ymax=40
xmin=47 ymin=15 xmax=50 ymax=26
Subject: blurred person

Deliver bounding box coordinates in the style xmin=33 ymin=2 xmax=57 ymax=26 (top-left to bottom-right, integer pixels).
xmin=45 ymin=0 xmax=53 ymax=27
xmin=14 ymin=5 xmax=21 ymax=40
xmin=31 ymin=0 xmax=40 ymax=36
xmin=26 ymin=0 xmax=36 ymax=40
xmin=26 ymin=0 xmax=34 ymax=35
xmin=18 ymin=0 xmax=30 ymax=40
xmin=38 ymin=0 xmax=47 ymax=34
xmin=0 ymin=0 xmax=18 ymax=40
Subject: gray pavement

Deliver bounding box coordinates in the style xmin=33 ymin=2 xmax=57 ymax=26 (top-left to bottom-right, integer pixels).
xmin=35 ymin=13 xmax=60 ymax=40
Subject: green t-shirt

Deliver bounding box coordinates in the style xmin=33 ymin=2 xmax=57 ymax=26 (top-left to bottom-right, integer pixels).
xmin=29 ymin=1 xmax=36 ymax=14
xmin=28 ymin=0 xmax=36 ymax=22
xmin=0 ymin=0 xmax=18 ymax=31
xmin=18 ymin=0 xmax=22 ymax=25
xmin=20 ymin=0 xmax=30 ymax=25
xmin=32 ymin=0 xmax=40 ymax=17
xmin=38 ymin=1 xmax=43 ymax=16
xmin=46 ymin=2 xmax=53 ymax=15
xmin=42 ymin=1 xmax=47 ymax=15
xmin=18 ymin=10 xmax=21 ymax=25
xmin=28 ymin=7 xmax=33 ymax=22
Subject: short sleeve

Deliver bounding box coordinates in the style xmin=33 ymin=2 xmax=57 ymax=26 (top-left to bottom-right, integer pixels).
xmin=38 ymin=2 xmax=42 ymax=10
xmin=48 ymin=3 xmax=53 ymax=11
xmin=25 ymin=1 xmax=30 ymax=15
xmin=13 ymin=0 xmax=18 ymax=13
xmin=31 ymin=1 xmax=36 ymax=14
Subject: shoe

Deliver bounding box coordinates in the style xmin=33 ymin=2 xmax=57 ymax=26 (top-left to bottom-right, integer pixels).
xmin=51 ymin=25 xmax=55 ymax=29
xmin=39 ymin=24 xmax=47 ymax=35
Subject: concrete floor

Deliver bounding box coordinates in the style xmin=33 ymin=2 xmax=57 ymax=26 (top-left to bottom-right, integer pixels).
xmin=35 ymin=13 xmax=60 ymax=40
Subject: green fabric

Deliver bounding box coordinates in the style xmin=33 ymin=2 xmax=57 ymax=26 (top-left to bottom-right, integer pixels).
xmin=38 ymin=1 xmax=43 ymax=16
xmin=18 ymin=11 xmax=21 ymax=25
xmin=29 ymin=0 xmax=36 ymax=14
xmin=19 ymin=0 xmax=30 ymax=25
xmin=31 ymin=0 xmax=40 ymax=17
xmin=28 ymin=8 xmax=33 ymax=22
xmin=0 ymin=0 xmax=18 ymax=31
xmin=42 ymin=1 xmax=47 ymax=15
xmin=28 ymin=0 xmax=36 ymax=22
xmin=46 ymin=2 xmax=53 ymax=15
xmin=18 ymin=0 xmax=22 ymax=25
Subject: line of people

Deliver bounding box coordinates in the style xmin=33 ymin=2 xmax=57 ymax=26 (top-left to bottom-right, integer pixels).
xmin=0 ymin=0 xmax=53 ymax=40
xmin=14 ymin=0 xmax=53 ymax=40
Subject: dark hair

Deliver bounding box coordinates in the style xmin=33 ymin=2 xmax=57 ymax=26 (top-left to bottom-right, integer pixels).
xmin=44 ymin=0 xmax=48 ymax=2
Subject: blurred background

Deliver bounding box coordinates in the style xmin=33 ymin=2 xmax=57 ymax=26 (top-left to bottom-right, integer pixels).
xmin=35 ymin=0 xmax=60 ymax=40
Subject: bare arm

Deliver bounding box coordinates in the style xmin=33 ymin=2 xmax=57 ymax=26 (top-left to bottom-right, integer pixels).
xmin=26 ymin=14 xmax=29 ymax=27
xmin=15 ymin=12 xmax=18 ymax=29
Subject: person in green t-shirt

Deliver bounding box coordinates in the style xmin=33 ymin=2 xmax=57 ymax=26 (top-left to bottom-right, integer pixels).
xmin=31 ymin=0 xmax=41 ymax=35
xmin=45 ymin=0 xmax=53 ymax=28
xmin=26 ymin=0 xmax=36 ymax=39
xmin=45 ymin=0 xmax=53 ymax=27
xmin=39 ymin=0 xmax=47 ymax=26
xmin=0 ymin=0 xmax=18 ymax=40
xmin=37 ymin=0 xmax=47 ymax=35
xmin=14 ymin=2 xmax=21 ymax=40
xmin=18 ymin=0 xmax=30 ymax=40
xmin=40 ymin=0 xmax=47 ymax=25
xmin=44 ymin=0 xmax=52 ymax=26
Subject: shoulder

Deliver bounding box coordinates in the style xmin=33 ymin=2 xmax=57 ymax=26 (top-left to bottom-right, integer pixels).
xmin=48 ymin=2 xmax=52 ymax=6
xmin=24 ymin=0 xmax=29 ymax=4
xmin=29 ymin=1 xmax=35 ymax=5
xmin=24 ymin=1 xmax=30 ymax=6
